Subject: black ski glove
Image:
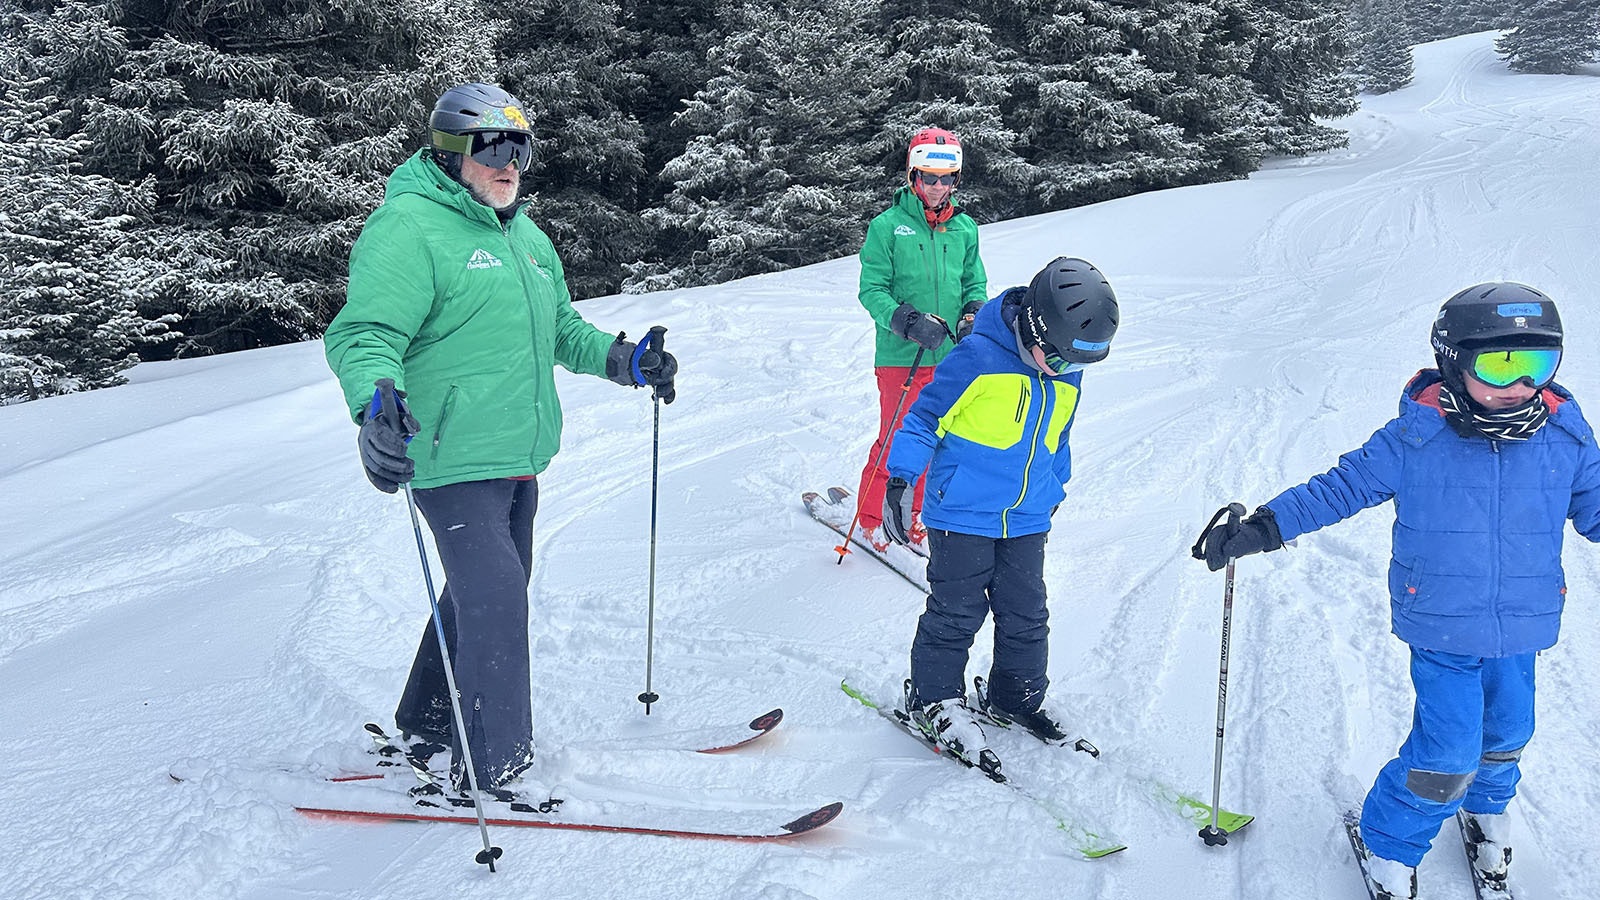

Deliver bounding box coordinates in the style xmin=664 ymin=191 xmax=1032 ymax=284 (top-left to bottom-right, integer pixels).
xmin=606 ymin=328 xmax=679 ymax=404
xmin=358 ymin=378 xmax=421 ymax=494
xmin=954 ymin=300 xmax=985 ymax=343
xmin=1194 ymin=505 xmax=1283 ymax=572
xmin=881 ymin=477 xmax=916 ymax=546
xmin=890 ymin=304 xmax=950 ymax=351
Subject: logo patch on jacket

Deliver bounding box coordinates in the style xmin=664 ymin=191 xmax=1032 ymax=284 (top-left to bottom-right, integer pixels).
xmin=466 ymin=249 xmax=503 ymax=270
xmin=893 ymin=225 xmax=916 ymax=237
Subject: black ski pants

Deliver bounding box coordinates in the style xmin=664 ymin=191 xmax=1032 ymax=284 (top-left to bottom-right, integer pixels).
xmin=910 ymin=528 xmax=1050 ymax=714
xmin=395 ymin=477 xmax=538 ymax=790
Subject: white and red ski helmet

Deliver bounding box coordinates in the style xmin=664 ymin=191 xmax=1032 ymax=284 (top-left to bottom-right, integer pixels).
xmin=906 ymin=127 xmax=963 ymax=175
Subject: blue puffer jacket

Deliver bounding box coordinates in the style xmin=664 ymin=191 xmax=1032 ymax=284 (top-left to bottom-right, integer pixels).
xmin=887 ymin=289 xmax=1083 ymax=539
xmin=1265 ymin=370 xmax=1600 ymax=657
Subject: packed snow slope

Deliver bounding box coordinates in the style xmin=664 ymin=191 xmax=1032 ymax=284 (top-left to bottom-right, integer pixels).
xmin=3 ymin=32 xmax=1598 ymax=900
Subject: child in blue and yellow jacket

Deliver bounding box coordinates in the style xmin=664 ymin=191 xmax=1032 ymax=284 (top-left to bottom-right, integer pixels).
xmin=1197 ymin=283 xmax=1600 ymax=899
xmin=879 ymin=257 xmax=1119 ymax=773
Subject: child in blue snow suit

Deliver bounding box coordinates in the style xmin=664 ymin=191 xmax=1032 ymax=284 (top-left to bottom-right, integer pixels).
xmin=1196 ymin=283 xmax=1600 ymax=899
xmin=878 ymin=257 xmax=1119 ymax=775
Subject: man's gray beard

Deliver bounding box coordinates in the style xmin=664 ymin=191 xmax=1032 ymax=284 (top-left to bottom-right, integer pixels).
xmin=468 ymin=183 xmax=516 ymax=210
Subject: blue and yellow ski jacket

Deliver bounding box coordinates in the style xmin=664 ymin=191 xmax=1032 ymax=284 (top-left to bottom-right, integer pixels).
xmin=887 ymin=288 xmax=1082 ymax=539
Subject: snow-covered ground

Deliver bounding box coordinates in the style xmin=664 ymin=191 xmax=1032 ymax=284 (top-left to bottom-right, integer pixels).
xmin=4 ymin=32 xmax=1598 ymax=900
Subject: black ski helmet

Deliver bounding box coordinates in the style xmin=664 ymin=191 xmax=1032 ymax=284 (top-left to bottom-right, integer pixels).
xmin=1431 ymin=282 xmax=1562 ymax=389
xmin=1019 ymin=257 xmax=1119 ymax=365
xmin=428 ymin=83 xmax=534 ymax=176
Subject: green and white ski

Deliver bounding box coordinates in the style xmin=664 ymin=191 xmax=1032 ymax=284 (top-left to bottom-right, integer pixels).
xmin=841 ymin=679 xmax=1128 ymax=859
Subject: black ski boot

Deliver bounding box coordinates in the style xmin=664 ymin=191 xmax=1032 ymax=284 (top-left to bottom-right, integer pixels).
xmin=973 ymin=675 xmax=1067 ymax=741
xmin=986 ymin=701 xmax=1070 ymax=743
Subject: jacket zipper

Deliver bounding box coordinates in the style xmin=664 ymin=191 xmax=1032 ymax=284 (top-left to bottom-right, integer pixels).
xmin=1490 ymin=439 xmax=1502 ymax=655
xmin=917 ymin=239 xmax=942 ymax=321
xmin=504 ymin=226 xmax=544 ymax=452
xmin=941 ymin=244 xmax=951 ymax=315
xmin=1002 ymin=376 xmax=1049 ymax=538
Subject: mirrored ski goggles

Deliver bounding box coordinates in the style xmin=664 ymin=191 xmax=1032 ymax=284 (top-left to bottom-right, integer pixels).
xmin=1469 ymin=347 xmax=1561 ymax=388
xmin=1035 ymin=342 xmax=1086 ymax=377
xmin=468 ymin=130 xmax=533 ymax=170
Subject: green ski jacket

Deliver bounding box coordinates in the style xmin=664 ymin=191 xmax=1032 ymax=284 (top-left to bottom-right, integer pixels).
xmin=857 ymin=186 xmax=988 ymax=367
xmin=325 ymin=150 xmax=613 ymax=489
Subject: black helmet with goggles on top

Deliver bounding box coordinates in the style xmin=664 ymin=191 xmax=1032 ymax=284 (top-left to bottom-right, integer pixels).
xmin=428 ymin=83 xmax=535 ymax=174
xmin=1431 ymin=282 xmax=1563 ymax=392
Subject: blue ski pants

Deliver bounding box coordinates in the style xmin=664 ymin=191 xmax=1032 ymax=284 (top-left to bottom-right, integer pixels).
xmin=395 ymin=477 xmax=539 ymax=790
xmin=1360 ymin=647 xmax=1536 ymax=865
xmin=910 ymin=529 xmax=1049 ymax=713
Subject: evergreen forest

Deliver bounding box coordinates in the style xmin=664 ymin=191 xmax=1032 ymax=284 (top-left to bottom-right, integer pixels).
xmin=2 ymin=0 xmax=1596 ymax=400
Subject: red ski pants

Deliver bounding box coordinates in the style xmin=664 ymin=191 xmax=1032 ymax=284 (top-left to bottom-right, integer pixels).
xmin=856 ymin=365 xmax=935 ymax=529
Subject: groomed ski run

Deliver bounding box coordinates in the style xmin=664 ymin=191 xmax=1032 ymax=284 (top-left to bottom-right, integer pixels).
xmin=1 ymin=31 xmax=1593 ymax=900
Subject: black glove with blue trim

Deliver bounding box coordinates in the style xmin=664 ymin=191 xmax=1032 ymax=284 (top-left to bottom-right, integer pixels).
xmin=606 ymin=327 xmax=678 ymax=404
xmin=358 ymin=378 xmax=421 ymax=493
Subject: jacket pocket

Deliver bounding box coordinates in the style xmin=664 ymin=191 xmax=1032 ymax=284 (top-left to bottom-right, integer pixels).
xmin=1390 ymin=559 xmax=1425 ymax=613
xmin=932 ymin=462 xmax=959 ymax=502
xmin=429 ymin=384 xmax=460 ymax=461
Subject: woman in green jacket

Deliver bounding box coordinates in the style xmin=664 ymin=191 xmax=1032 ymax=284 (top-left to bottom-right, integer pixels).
xmin=324 ymin=83 xmax=676 ymax=795
xmin=855 ymin=127 xmax=989 ymax=553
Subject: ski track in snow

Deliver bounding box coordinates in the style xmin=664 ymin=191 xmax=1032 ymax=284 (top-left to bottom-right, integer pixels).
xmin=3 ymin=33 xmax=1599 ymax=900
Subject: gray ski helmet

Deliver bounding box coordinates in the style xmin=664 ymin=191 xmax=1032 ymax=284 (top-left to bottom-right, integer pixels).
xmin=1020 ymin=257 xmax=1119 ymax=365
xmin=1431 ymin=282 xmax=1562 ymax=382
xmin=428 ymin=83 xmax=534 ymax=155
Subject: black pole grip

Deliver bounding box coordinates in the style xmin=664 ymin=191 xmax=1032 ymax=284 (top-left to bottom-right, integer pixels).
xmin=1191 ymin=502 xmax=1247 ymax=560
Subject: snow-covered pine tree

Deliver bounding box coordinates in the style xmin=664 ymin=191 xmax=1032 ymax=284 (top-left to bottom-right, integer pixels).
xmin=624 ymin=0 xmax=725 ymax=203
xmin=626 ymin=0 xmax=890 ymax=291
xmin=1349 ymin=0 xmax=1416 ymax=93
xmin=1497 ymin=0 xmax=1600 ymax=73
xmin=876 ymin=0 xmax=1032 ymax=222
xmin=1003 ymin=0 xmax=1197 ymax=210
xmin=20 ymin=0 xmax=500 ymax=357
xmin=1129 ymin=0 xmax=1277 ymax=179
xmin=1247 ymin=0 xmax=1357 ymax=154
xmin=1402 ymin=0 xmax=1455 ymax=41
xmin=0 ymin=60 xmax=175 ymax=401
xmin=497 ymin=0 xmax=648 ymax=299
xmin=1460 ymin=0 xmax=1517 ymax=31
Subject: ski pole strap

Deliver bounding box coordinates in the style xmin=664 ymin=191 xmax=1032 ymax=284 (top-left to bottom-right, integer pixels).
xmin=1190 ymin=503 xmax=1245 ymax=560
xmin=630 ymin=325 xmax=668 ymax=389
xmin=370 ymin=378 xmax=419 ymax=442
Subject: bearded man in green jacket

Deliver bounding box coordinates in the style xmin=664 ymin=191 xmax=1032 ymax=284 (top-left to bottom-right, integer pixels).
xmin=324 ymin=83 xmax=677 ymax=794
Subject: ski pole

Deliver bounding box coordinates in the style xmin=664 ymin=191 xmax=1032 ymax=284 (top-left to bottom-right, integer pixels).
xmin=836 ymin=346 xmax=926 ymax=563
xmin=376 ymin=387 xmax=496 ymax=871
xmin=637 ymin=326 xmax=668 ymax=715
xmin=1191 ymin=502 xmax=1246 ymax=847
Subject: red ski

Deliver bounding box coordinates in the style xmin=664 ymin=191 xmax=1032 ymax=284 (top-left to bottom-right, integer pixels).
xmin=295 ymin=798 xmax=843 ymax=842
xmin=173 ymin=763 xmax=843 ymax=844
xmin=570 ymin=707 xmax=785 ymax=755
xmin=362 ymin=709 xmax=785 ymax=779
